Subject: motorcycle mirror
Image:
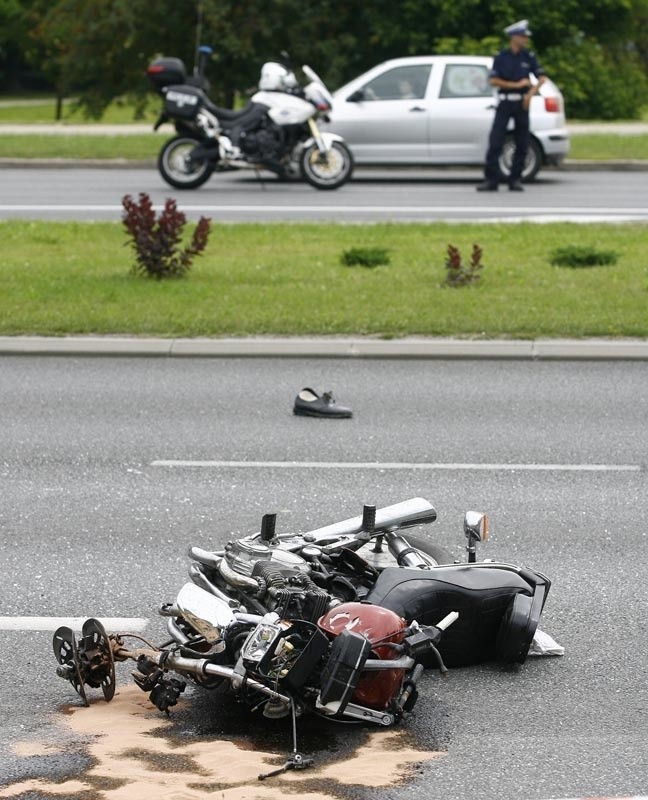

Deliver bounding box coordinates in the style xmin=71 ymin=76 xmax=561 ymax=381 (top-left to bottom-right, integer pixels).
xmin=464 ymin=511 xmax=487 ymax=542
xmin=176 ymin=583 xmax=235 ymax=644
xmin=347 ymin=89 xmax=366 ymax=103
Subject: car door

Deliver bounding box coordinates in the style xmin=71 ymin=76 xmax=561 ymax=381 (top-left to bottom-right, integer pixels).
xmin=427 ymin=61 xmax=496 ymax=163
xmin=328 ymin=64 xmax=433 ymax=162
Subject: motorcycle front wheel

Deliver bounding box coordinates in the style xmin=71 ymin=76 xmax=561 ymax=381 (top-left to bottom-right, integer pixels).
xmin=300 ymin=141 xmax=353 ymax=190
xmin=158 ymin=135 xmax=214 ymax=190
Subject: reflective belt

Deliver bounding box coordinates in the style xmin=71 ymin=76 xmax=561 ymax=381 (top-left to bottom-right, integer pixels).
xmin=499 ymin=93 xmax=523 ymax=100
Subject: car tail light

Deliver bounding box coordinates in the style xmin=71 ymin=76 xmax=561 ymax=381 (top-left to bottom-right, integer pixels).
xmin=544 ymin=96 xmax=560 ymax=113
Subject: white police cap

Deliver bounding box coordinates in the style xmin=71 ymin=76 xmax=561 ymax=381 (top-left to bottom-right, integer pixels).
xmin=504 ymin=19 xmax=532 ymax=36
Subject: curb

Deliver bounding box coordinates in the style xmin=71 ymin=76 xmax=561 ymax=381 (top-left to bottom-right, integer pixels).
xmin=1 ymin=336 xmax=647 ymax=360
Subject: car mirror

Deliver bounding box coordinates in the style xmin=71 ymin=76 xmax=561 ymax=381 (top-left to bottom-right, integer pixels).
xmin=347 ymin=89 xmax=366 ymax=102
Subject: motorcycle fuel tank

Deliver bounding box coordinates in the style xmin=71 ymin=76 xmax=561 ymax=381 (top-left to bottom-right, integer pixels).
xmin=318 ymin=602 xmax=407 ymax=710
xmin=251 ymin=91 xmax=315 ymax=125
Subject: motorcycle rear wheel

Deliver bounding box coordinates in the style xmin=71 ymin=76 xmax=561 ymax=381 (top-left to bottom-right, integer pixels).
xmin=300 ymin=141 xmax=353 ymax=190
xmin=158 ymin=135 xmax=213 ymax=190
xmin=356 ymin=533 xmax=453 ymax=571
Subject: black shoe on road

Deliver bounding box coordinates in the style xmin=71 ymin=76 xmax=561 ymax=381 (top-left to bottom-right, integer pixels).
xmin=293 ymin=388 xmax=353 ymax=418
xmin=476 ymin=182 xmax=499 ymax=192
xmin=509 ymin=181 xmax=524 ymax=191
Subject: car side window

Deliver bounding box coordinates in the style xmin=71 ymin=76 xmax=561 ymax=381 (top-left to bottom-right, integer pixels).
xmin=354 ymin=65 xmax=432 ymax=102
xmin=439 ymin=65 xmax=493 ymax=98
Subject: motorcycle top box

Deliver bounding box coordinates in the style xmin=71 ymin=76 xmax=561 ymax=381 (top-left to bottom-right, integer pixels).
xmin=146 ymin=57 xmax=187 ymax=94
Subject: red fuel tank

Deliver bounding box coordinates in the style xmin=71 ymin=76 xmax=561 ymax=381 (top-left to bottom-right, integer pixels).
xmin=318 ymin=602 xmax=407 ymax=710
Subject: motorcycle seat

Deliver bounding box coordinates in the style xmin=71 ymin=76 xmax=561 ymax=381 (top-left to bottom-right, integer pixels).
xmin=365 ymin=563 xmax=550 ymax=666
xmin=203 ymin=100 xmax=261 ymax=122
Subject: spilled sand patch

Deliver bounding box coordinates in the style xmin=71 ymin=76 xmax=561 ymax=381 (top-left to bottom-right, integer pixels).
xmin=0 ymin=685 xmax=444 ymax=799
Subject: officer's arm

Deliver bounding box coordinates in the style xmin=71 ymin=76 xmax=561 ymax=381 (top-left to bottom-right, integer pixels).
xmin=489 ymin=76 xmax=531 ymax=89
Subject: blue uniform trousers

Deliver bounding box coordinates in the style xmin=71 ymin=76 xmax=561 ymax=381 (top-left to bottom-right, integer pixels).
xmin=484 ymin=99 xmax=529 ymax=184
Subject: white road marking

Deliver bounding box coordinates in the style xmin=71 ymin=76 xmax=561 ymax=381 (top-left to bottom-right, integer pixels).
xmin=151 ymin=459 xmax=641 ymax=472
xmin=0 ymin=616 xmax=148 ymax=632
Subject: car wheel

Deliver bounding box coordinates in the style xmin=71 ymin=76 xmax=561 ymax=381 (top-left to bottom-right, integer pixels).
xmin=498 ymin=136 xmax=543 ymax=182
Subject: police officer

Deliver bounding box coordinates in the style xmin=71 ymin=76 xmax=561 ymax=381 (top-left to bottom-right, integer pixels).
xmin=477 ymin=19 xmax=546 ymax=192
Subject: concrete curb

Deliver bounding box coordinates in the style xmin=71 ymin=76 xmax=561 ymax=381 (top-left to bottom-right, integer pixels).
xmin=1 ymin=336 xmax=647 ymax=360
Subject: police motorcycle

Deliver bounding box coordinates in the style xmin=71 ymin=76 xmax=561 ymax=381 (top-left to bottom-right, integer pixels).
xmin=52 ymin=497 xmax=552 ymax=774
xmin=146 ymin=47 xmax=353 ymax=190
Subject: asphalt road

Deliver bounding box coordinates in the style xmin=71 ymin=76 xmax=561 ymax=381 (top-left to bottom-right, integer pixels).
xmin=1 ymin=356 xmax=647 ymax=799
xmin=1 ymin=166 xmax=647 ymax=222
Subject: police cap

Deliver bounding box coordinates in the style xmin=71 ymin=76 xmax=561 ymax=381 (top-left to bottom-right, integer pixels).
xmin=504 ymin=19 xmax=532 ymax=37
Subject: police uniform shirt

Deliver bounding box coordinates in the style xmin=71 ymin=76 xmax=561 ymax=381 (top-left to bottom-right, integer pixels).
xmin=490 ymin=48 xmax=544 ymax=94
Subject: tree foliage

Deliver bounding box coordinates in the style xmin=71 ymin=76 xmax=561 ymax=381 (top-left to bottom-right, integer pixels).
xmin=3 ymin=0 xmax=648 ymax=119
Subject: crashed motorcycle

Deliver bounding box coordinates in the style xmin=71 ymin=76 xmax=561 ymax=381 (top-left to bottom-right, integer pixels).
xmin=53 ymin=590 xmax=459 ymax=776
xmin=146 ymin=47 xmax=353 ymax=190
xmin=54 ymin=498 xmax=552 ymax=761
xmin=186 ymin=497 xmax=552 ymax=667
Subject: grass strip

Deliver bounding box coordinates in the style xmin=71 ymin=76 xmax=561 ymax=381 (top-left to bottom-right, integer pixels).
xmin=0 ymin=134 xmax=160 ymax=160
xmin=568 ymin=134 xmax=648 ymax=160
xmin=0 ymin=221 xmax=646 ymax=338
xmin=1 ymin=131 xmax=648 ymax=162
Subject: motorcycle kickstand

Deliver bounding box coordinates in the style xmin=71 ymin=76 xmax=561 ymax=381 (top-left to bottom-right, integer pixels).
xmin=258 ymin=701 xmax=314 ymax=780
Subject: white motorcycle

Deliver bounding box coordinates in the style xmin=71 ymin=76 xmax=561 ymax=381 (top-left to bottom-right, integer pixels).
xmin=147 ymin=49 xmax=353 ymax=190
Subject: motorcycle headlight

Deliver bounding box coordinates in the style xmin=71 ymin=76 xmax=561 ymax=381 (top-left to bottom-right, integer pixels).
xmin=242 ymin=622 xmax=282 ymax=663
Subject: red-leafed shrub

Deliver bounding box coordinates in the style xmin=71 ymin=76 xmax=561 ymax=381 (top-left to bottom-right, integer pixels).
xmin=122 ymin=192 xmax=211 ymax=279
xmin=444 ymin=243 xmax=484 ymax=287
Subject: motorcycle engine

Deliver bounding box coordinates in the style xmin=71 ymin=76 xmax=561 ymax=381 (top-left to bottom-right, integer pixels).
xmin=224 ymin=537 xmax=310 ymax=578
xmin=224 ymin=538 xmax=330 ymax=621
xmin=239 ymin=124 xmax=283 ymax=160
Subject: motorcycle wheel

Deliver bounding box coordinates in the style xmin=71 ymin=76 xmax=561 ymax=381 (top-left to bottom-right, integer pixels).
xmin=158 ymin=135 xmax=213 ymax=190
xmin=356 ymin=533 xmax=453 ymax=571
xmin=300 ymin=141 xmax=354 ymax=190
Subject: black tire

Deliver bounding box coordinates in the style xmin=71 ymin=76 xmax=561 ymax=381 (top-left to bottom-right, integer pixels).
xmin=300 ymin=140 xmax=354 ymax=190
xmin=158 ymin=135 xmax=213 ymax=190
xmin=498 ymin=135 xmax=543 ymax=182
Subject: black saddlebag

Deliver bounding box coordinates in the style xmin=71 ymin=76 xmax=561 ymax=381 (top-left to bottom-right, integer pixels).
xmin=365 ymin=564 xmax=550 ymax=666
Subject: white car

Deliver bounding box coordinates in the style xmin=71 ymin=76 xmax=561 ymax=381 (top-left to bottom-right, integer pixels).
xmin=324 ymin=55 xmax=569 ymax=180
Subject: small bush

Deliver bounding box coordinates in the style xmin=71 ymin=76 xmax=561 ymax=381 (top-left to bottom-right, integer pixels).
xmin=122 ymin=192 xmax=211 ymax=279
xmin=444 ymin=243 xmax=484 ymax=287
xmin=550 ymin=245 xmax=618 ymax=268
xmin=341 ymin=246 xmax=390 ymax=268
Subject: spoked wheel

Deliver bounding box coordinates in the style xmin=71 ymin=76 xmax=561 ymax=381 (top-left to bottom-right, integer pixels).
xmin=52 ymin=618 xmax=116 ymax=703
xmin=158 ymin=135 xmax=214 ymax=189
xmin=300 ymin=141 xmax=354 ymax=189
xmin=498 ymin=136 xmax=543 ymax=182
xmin=356 ymin=533 xmax=453 ymax=571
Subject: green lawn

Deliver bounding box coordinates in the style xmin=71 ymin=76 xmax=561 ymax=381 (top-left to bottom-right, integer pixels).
xmin=568 ymin=134 xmax=648 ymax=160
xmin=0 ymin=97 xmax=158 ymax=125
xmin=1 ymin=221 xmax=646 ymax=338
xmin=0 ymin=133 xmax=161 ymax=160
xmin=1 ymin=132 xmax=648 ymax=162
